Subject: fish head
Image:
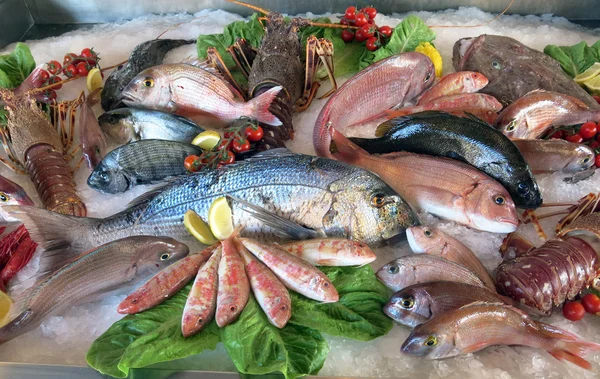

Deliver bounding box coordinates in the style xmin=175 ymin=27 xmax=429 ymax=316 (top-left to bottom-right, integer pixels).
xmin=0 ymin=175 xmax=35 ymax=222
xmin=493 ymin=104 xmax=529 ymax=139
xmin=134 ymin=236 xmax=190 ymax=273
xmin=307 ymin=274 xmax=339 ymax=303
xmin=465 ymin=180 xmax=519 ymax=233
xmin=564 ymin=144 xmax=595 ymax=172
xmin=341 ymin=241 xmax=377 ymax=265
xmin=404 ymin=52 xmax=436 ymax=99
xmin=121 ymin=66 xmax=175 ymax=112
xmin=376 ymin=258 xmax=415 ymax=291
xmin=82 ymin=129 xmax=108 ymax=170
xmin=406 ymin=226 xmax=445 ymax=254
xmin=384 ymin=287 xmax=432 ymax=328
xmin=401 ymin=323 xmax=458 ymax=359
xmin=463 ymin=71 xmax=489 ymax=92
xmin=98 ymin=109 xmax=136 ymax=144
xmin=87 ymin=160 xmax=129 ymax=194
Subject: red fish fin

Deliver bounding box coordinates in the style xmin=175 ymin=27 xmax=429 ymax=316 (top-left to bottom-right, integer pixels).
xmin=328 ymin=126 xmax=370 ymax=165
xmin=535 ymin=321 xmax=579 ymax=341
xmin=462 ymin=341 xmax=490 ymax=354
xmin=549 ymin=349 xmax=592 ymax=370
xmin=385 ymin=108 xmax=411 ymax=119
xmin=315 ymin=258 xmax=337 ymax=266
xmin=248 ymin=86 xmax=282 ymax=126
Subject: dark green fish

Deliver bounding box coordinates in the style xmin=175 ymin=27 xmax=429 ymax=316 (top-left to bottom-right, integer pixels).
xmin=350 ymin=111 xmax=542 ymax=209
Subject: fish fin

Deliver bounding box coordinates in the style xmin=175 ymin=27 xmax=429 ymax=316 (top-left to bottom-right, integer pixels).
xmin=548 ymin=338 xmax=600 ymax=370
xmin=247 ymin=86 xmax=282 ymax=126
xmin=384 ymin=108 xmax=412 ymax=119
xmin=240 ymin=148 xmax=297 ymax=162
xmin=127 ymin=180 xmax=180 ymax=208
xmin=462 ymin=341 xmax=490 ymax=354
xmin=181 ymin=57 xmax=245 ymax=100
xmin=462 ymin=111 xmax=494 ymax=127
xmin=535 ymin=321 xmax=580 ymax=341
xmin=315 ymin=258 xmax=338 ymax=266
xmin=458 ymin=301 xmax=506 ymax=311
xmin=328 ymin=126 xmax=371 ymax=165
xmin=226 ymin=195 xmax=317 ymax=240
xmin=374 ymin=121 xmax=394 ymax=138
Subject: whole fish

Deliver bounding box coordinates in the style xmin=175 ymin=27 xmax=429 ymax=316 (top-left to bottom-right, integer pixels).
xmin=0 ymin=175 xmax=34 ymax=222
xmin=512 ymin=139 xmax=595 ymax=174
xmin=384 ymin=282 xmax=511 ymax=328
xmin=417 ymin=71 xmax=489 ymax=105
xmin=0 ymin=236 xmax=189 ymax=344
xmin=313 ymin=52 xmax=435 ymax=158
xmin=215 ymin=237 xmax=249 ymax=327
xmin=87 ymin=140 xmax=202 ymax=194
xmin=494 ymin=90 xmax=600 ymax=139
xmin=280 ymin=238 xmax=376 ymax=266
xmin=11 ymin=150 xmax=418 ymax=270
xmin=401 ymin=302 xmax=600 ymax=369
xmin=236 ymin=239 xmax=291 ymax=328
xmin=181 ymin=246 xmax=221 ymax=337
xmin=331 ymin=130 xmax=518 ymax=233
xmin=78 ymin=89 xmax=108 ymax=170
xmin=387 ymin=93 xmax=502 ymax=118
xmin=443 ymin=108 xmax=498 ymax=124
xmin=376 ymin=255 xmax=486 ymax=292
xmin=121 ymin=63 xmax=282 ymax=127
xmin=98 ymin=108 xmax=204 ymax=144
xmin=239 ymin=238 xmax=339 ymax=303
xmin=349 ymin=111 xmax=542 ymax=209
xmin=118 ymin=243 xmax=218 ymax=314
xmin=453 ymin=34 xmax=600 ymax=109
xmin=101 ymin=39 xmax=194 ymax=111
xmin=406 ymin=226 xmax=495 ymax=290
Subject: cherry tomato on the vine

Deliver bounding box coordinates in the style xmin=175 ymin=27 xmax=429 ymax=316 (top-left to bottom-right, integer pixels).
xmin=379 ymin=25 xmax=393 ymax=38
xmin=232 ymin=138 xmax=251 ymax=153
xmin=579 ymin=122 xmax=598 ymax=140
xmin=217 ymin=139 xmax=231 ymax=150
xmin=566 ymin=133 xmax=584 ymax=144
xmin=361 ymin=6 xmax=377 ymax=20
xmin=47 ymin=60 xmax=62 ymax=75
xmin=549 ymin=130 xmax=564 ymax=139
xmin=354 ymin=13 xmax=368 ymax=27
xmin=582 ymin=293 xmax=600 ymax=314
xmin=45 ymin=90 xmax=57 ymax=101
xmin=224 ymin=130 xmax=236 ymax=139
xmin=354 ymin=28 xmax=367 ymax=42
xmin=64 ymin=64 xmax=77 ymax=78
xmin=50 ymin=76 xmax=62 ymax=90
xmin=341 ymin=29 xmax=355 ymax=43
xmin=366 ymin=36 xmax=379 ymax=51
xmin=221 ymin=151 xmax=236 ymax=165
xmin=64 ymin=53 xmax=77 ymax=65
xmin=360 ymin=24 xmax=375 ymax=38
xmin=595 ymin=154 xmax=600 ymax=167
xmin=81 ymin=48 xmax=95 ymax=58
xmin=340 ymin=18 xmax=349 ymax=26
xmin=563 ymin=301 xmax=585 ymax=321
xmin=344 ymin=6 xmax=356 ymax=20
xmin=76 ymin=62 xmax=90 ymax=76
xmin=39 ymin=69 xmax=50 ymax=83
xmin=184 ymin=155 xmax=199 ymax=172
xmin=245 ymin=125 xmax=264 ymax=142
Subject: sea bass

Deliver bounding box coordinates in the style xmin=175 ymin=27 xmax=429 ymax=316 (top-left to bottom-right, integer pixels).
xmin=406 ymin=226 xmax=495 ymax=290
xmin=417 ymin=71 xmax=489 ymax=105
xmin=387 ymin=93 xmax=502 ymax=118
xmin=512 ymin=139 xmax=595 ymax=174
xmin=215 ymin=237 xmax=249 ymax=327
xmin=401 ymin=302 xmax=600 ymax=369
xmin=494 ymin=90 xmax=600 ymax=139
xmin=121 ymin=63 xmax=282 ymax=127
xmin=78 ymin=89 xmax=107 ymax=170
xmin=376 ymin=255 xmax=486 ymax=292
xmin=101 ymin=39 xmax=194 ymax=111
xmin=0 ymin=236 xmax=189 ymax=344
xmin=331 ymin=130 xmax=518 ymax=233
xmin=349 ymin=111 xmax=542 ymax=209
xmin=98 ymin=108 xmax=204 ymax=144
xmin=87 ymin=140 xmax=202 ymax=194
xmin=0 ymin=175 xmax=34 ymax=222
xmin=11 ymin=151 xmax=418 ymax=269
xmin=280 ymin=238 xmax=376 ymax=266
xmin=313 ymin=52 xmax=435 ymax=157
xmin=384 ymin=282 xmax=511 ymax=328
xmin=452 ymin=34 xmax=600 ymax=109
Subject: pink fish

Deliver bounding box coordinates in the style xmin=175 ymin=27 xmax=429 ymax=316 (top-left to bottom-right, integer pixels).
xmin=417 ymin=71 xmax=489 ymax=105
xmin=386 ymin=93 xmax=502 ymax=119
xmin=280 ymin=238 xmax=376 ymax=266
xmin=78 ymin=89 xmax=108 ymax=170
xmin=215 ymin=237 xmax=249 ymax=327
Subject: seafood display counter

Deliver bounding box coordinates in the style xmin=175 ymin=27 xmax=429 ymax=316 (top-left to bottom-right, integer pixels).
xmin=2 ymin=1 xmax=600 ymax=379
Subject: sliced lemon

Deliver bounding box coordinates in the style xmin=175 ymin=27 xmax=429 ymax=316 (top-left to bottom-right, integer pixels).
xmin=415 ymin=42 xmax=443 ymax=78
xmin=192 ymin=131 xmax=221 ymax=150
xmin=584 ymin=74 xmax=600 ymax=95
xmin=184 ymin=210 xmax=217 ymax=245
xmin=575 ymin=62 xmax=600 ymax=85
xmin=208 ymin=197 xmax=234 ymax=240
xmin=86 ymin=67 xmax=103 ymax=93
xmin=0 ymin=291 xmax=12 ymax=327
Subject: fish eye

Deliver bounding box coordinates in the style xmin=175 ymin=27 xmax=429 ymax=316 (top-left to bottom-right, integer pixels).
xmin=100 ymin=172 xmax=109 ymax=181
xmin=388 ymin=265 xmax=399 ymax=274
xmin=424 ymin=229 xmax=432 ymax=237
xmin=424 ymin=72 xmax=431 ymax=82
xmin=95 ymin=146 xmax=101 ymax=154
xmin=494 ymin=196 xmax=505 ymax=205
xmin=582 ymin=157 xmax=591 ymax=164
xmin=517 ymin=182 xmax=529 ymax=194
xmin=143 ymin=77 xmax=154 ymax=87
xmin=491 ymin=60 xmax=502 ymax=69
xmin=506 ymin=120 xmax=517 ymax=132
xmin=401 ymin=296 xmax=414 ymax=309
xmin=371 ymin=193 xmax=386 ymax=208
xmin=0 ymin=192 xmax=9 ymax=202
xmin=160 ymin=253 xmax=171 ymax=261
xmin=424 ymin=336 xmax=437 ymax=347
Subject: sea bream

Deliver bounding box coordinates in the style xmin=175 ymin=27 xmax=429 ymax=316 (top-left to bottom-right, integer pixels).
xmin=121 ymin=63 xmax=282 ymax=127
xmin=10 ymin=150 xmax=419 ymax=269
xmin=416 ymin=71 xmax=489 ymax=105
xmin=452 ymin=34 xmax=600 ymax=109
xmin=78 ymin=89 xmax=107 ymax=170
xmin=512 ymin=139 xmax=595 ymax=174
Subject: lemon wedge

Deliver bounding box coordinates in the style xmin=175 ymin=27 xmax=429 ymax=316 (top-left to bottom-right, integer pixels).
xmin=0 ymin=291 xmax=12 ymax=327
xmin=208 ymin=197 xmax=234 ymax=240
xmin=192 ymin=131 xmax=221 ymax=150
xmin=184 ymin=210 xmax=217 ymax=245
xmin=575 ymin=62 xmax=600 ymax=85
xmin=584 ymin=74 xmax=600 ymax=95
xmin=86 ymin=67 xmax=103 ymax=93
xmin=415 ymin=42 xmax=443 ymax=78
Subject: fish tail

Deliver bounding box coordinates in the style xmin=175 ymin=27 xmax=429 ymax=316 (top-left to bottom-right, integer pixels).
xmin=247 ymin=86 xmax=283 ymax=126
xmin=328 ymin=125 xmax=371 ymax=166
xmin=0 ymin=309 xmax=34 ymax=345
xmin=385 ymin=108 xmax=412 ymax=119
xmin=536 ymin=320 xmax=600 ymax=370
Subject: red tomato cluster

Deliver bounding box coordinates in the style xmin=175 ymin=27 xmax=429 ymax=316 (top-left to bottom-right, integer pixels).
xmin=563 ymin=293 xmax=600 ymax=321
xmin=548 ymin=121 xmax=600 ymax=168
xmin=339 ymin=6 xmax=393 ymax=51
xmin=184 ymin=121 xmax=264 ymax=173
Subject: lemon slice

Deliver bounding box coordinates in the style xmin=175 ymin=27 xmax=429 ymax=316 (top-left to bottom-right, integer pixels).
xmin=208 ymin=197 xmax=234 ymax=240
xmin=575 ymin=62 xmax=600 ymax=85
xmin=415 ymin=42 xmax=443 ymax=78
xmin=184 ymin=210 xmax=217 ymax=245
xmin=86 ymin=67 xmax=103 ymax=93
xmin=192 ymin=131 xmax=221 ymax=150
xmin=0 ymin=291 xmax=12 ymax=327
xmin=584 ymin=74 xmax=600 ymax=95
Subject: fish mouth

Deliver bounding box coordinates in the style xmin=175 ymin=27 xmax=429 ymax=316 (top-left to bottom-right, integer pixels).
xmin=120 ymin=92 xmax=139 ymax=105
xmin=455 ymin=35 xmax=485 ymax=71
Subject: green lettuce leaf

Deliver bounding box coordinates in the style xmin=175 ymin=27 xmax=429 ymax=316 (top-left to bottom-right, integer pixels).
xmin=544 ymin=40 xmax=600 ymax=77
xmin=0 ymin=42 xmax=36 ymax=88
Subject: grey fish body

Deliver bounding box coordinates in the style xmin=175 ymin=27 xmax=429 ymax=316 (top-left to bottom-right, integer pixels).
xmin=0 ymin=236 xmax=189 ymax=344
xmin=512 ymin=139 xmax=595 ymax=174
xmin=98 ymin=108 xmax=204 ymax=144
xmin=87 ymin=140 xmax=202 ymax=194
xmin=101 ymin=39 xmax=194 ymax=111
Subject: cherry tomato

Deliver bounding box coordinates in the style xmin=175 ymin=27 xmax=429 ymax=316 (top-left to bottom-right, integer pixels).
xmin=590 ymin=141 xmax=600 ymax=149
xmin=366 ymin=36 xmax=379 ymax=51
xmin=596 ymin=154 xmax=600 ymax=167
xmin=566 ymin=133 xmax=584 ymax=144
xmin=582 ymin=293 xmax=600 ymax=314
xmin=224 ymin=130 xmax=236 ymax=139
xmin=81 ymin=48 xmax=96 ymax=58
xmin=549 ymin=130 xmax=564 ymax=139
xmin=76 ymin=62 xmax=90 ymax=76
xmin=64 ymin=64 xmax=77 ymax=78
xmin=45 ymin=89 xmax=57 ymax=101
xmin=39 ymin=69 xmax=50 ymax=83
xmin=379 ymin=25 xmax=393 ymax=38
xmin=344 ymin=6 xmax=356 ymax=20
xmin=563 ymin=301 xmax=585 ymax=321
xmin=245 ymin=125 xmax=264 ymax=142
xmin=340 ymin=18 xmax=349 ymax=26
xmin=361 ymin=6 xmax=377 ymax=20
xmin=221 ymin=151 xmax=235 ymax=165
xmin=360 ymin=24 xmax=375 ymax=38
xmin=50 ymin=76 xmax=62 ymax=90
xmin=184 ymin=155 xmax=199 ymax=172
xmin=232 ymin=138 xmax=250 ymax=153
xmin=47 ymin=60 xmax=62 ymax=75
xmin=217 ymin=139 xmax=231 ymax=150
xmin=341 ymin=29 xmax=355 ymax=43
xmin=354 ymin=28 xmax=367 ymax=42
xmin=579 ymin=122 xmax=598 ymax=140
xmin=354 ymin=13 xmax=368 ymax=27
xmin=63 ymin=53 xmax=77 ymax=65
